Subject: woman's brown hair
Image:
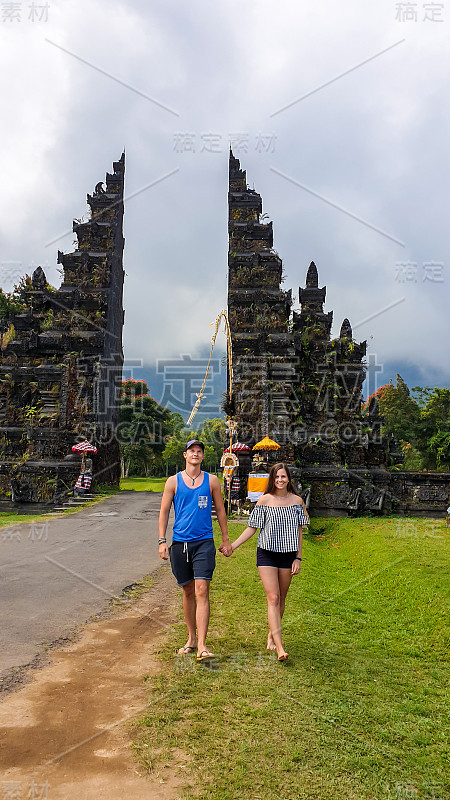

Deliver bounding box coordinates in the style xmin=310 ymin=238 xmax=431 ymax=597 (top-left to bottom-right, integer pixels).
xmin=265 ymin=462 xmax=300 ymax=496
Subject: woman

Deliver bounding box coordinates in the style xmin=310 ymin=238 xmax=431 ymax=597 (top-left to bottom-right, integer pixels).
xmin=229 ymin=462 xmax=309 ymax=662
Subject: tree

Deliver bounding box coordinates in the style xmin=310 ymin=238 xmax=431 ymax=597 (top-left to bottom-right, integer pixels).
xmin=121 ymin=441 xmax=153 ymax=478
xmin=162 ymin=430 xmax=197 ymax=468
xmin=197 ymin=418 xmax=227 ymax=461
xmin=162 ymin=432 xmax=216 ymax=471
xmin=399 ymin=441 xmax=423 ymax=471
xmin=0 ymin=280 xmax=28 ymax=323
xmin=119 ymin=379 xmax=177 ymax=477
xmin=365 ymin=377 xmax=450 ymax=471
xmin=428 ymin=431 xmax=450 ymax=470
xmin=169 ymin=412 xmax=185 ymax=436
xmin=375 ymin=375 xmax=421 ymax=444
xmin=413 ymin=387 xmax=450 ymax=470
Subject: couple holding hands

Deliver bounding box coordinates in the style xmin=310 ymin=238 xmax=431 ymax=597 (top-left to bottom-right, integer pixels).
xmin=158 ymin=439 xmax=309 ymax=663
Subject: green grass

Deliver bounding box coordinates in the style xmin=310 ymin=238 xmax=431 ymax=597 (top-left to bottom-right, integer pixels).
xmin=0 ymin=477 xmax=165 ymax=529
xmin=110 ymin=573 xmax=155 ymax=604
xmin=120 ymin=476 xmax=167 ymax=492
xmin=0 ymin=511 xmax=57 ymax=528
xmin=0 ymin=487 xmax=119 ymax=529
xmin=0 ymin=504 xmax=102 ymax=529
xmin=133 ymin=517 xmax=450 ymax=800
xmin=120 ymin=475 xmax=222 ymax=492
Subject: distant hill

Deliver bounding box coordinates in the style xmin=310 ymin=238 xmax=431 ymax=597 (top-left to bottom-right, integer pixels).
xmin=127 ymin=352 xmax=449 ymax=425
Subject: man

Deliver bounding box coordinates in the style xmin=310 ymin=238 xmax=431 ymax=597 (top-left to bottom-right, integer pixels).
xmin=158 ymin=439 xmax=231 ymax=660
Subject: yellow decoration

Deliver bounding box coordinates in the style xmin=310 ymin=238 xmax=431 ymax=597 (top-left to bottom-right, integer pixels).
xmin=252 ymin=436 xmax=281 ymax=451
xmin=247 ymin=474 xmax=270 ymax=493
xmin=220 ymin=452 xmax=239 ymax=468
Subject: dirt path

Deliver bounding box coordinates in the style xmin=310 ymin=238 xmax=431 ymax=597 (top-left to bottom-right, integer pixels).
xmin=0 ymin=567 xmax=185 ymax=799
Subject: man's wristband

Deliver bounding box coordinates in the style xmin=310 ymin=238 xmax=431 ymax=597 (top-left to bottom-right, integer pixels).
xmin=294 ymin=556 xmax=302 ymax=561
xmin=158 ymin=538 xmax=167 ymax=545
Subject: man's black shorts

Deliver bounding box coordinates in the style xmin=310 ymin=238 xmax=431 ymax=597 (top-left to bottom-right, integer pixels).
xmin=169 ymin=538 xmax=216 ymax=586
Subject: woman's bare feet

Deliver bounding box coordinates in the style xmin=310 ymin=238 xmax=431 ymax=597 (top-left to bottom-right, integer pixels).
xmin=266 ymin=633 xmax=277 ymax=651
xmin=277 ymin=650 xmax=289 ymax=662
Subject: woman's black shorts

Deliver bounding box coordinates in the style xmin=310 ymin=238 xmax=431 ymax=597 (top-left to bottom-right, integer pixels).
xmin=256 ymin=547 xmax=298 ymax=569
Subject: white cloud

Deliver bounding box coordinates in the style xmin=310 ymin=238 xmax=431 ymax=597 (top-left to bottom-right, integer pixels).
xmin=0 ymin=0 xmax=448 ymax=384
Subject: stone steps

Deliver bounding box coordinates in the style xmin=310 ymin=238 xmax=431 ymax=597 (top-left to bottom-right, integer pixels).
xmin=52 ymin=494 xmax=95 ymax=512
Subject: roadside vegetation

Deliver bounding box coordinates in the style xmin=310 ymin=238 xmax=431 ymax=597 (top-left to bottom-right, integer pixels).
xmin=365 ymin=376 xmax=450 ymax=471
xmin=119 ymin=378 xmax=226 ymax=478
xmin=120 ymin=476 xmax=167 ymax=492
xmin=0 ymin=505 xmax=93 ymax=528
xmin=0 ymin=486 xmax=119 ymax=529
xmin=133 ymin=516 xmax=449 ymax=800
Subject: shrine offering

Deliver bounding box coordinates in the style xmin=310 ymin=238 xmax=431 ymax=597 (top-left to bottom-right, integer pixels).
xmin=247 ymin=473 xmax=270 ymax=502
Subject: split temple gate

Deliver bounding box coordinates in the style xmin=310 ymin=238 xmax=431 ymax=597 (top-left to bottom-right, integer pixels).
xmin=0 ymin=154 xmax=125 ymax=505
xmin=228 ymin=150 xmax=449 ymax=516
xmin=0 ymin=149 xmax=447 ymax=515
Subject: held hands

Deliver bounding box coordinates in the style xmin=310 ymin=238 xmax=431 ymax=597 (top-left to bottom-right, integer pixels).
xmin=219 ymin=539 xmax=233 ymax=557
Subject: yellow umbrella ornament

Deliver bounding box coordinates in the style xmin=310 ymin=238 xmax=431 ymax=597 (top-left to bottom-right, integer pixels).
xmin=252 ymin=435 xmax=281 ymax=472
xmin=252 ymin=436 xmax=281 ymax=451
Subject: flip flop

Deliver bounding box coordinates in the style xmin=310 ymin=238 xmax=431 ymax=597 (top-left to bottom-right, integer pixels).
xmin=177 ymin=645 xmax=196 ymax=655
xmin=196 ymin=650 xmax=216 ymax=661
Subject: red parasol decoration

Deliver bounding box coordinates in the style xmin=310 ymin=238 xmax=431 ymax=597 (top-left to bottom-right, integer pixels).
xmin=222 ymin=443 xmax=251 ymax=454
xmin=231 ymin=442 xmax=251 ymax=453
xmin=71 ymin=440 xmax=97 ymax=454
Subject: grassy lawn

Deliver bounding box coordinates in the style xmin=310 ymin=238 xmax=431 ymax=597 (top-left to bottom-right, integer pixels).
xmin=0 ymin=487 xmax=119 ymax=529
xmin=120 ymin=476 xmax=167 ymax=492
xmin=0 ymin=479 xmax=165 ymax=529
xmin=0 ymin=478 xmax=165 ymax=527
xmin=120 ymin=475 xmax=223 ymax=492
xmin=0 ymin=504 xmax=103 ymax=529
xmin=134 ymin=517 xmax=449 ymax=800
xmin=0 ymin=511 xmax=59 ymax=529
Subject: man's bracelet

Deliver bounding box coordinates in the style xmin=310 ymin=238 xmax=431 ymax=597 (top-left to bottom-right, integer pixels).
xmin=158 ymin=538 xmax=167 ymax=545
xmin=294 ymin=556 xmax=302 ymax=561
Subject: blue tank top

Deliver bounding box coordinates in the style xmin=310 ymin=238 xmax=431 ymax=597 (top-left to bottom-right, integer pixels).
xmin=172 ymin=472 xmax=214 ymax=542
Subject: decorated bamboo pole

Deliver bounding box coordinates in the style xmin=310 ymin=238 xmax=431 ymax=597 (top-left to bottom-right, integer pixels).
xmin=186 ymin=310 xmax=233 ymax=427
xmin=186 ymin=311 xmax=236 ymax=516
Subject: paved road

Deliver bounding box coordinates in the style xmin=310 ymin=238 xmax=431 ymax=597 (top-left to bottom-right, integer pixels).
xmin=0 ymin=492 xmax=171 ymax=677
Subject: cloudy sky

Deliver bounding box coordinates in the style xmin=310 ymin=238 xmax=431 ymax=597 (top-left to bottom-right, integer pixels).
xmin=0 ymin=0 xmax=448 ymax=417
